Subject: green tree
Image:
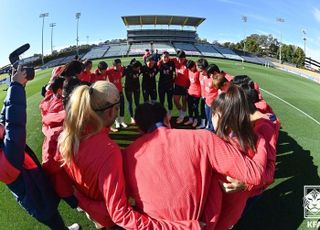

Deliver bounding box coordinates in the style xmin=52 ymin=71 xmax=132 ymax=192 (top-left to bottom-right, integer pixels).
xmin=293 ymin=47 xmax=305 ymax=68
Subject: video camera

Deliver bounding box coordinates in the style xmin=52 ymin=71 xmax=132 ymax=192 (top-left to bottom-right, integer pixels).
xmin=9 ymin=43 xmax=35 ymax=81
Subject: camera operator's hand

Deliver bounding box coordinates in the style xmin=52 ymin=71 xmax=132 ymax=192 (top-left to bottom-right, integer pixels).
xmin=12 ymin=65 xmax=27 ymax=86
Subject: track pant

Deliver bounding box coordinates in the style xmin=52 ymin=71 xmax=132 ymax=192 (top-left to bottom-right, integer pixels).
xmin=142 ymin=87 xmax=157 ymax=103
xmin=125 ymin=88 xmax=140 ymax=117
xmin=119 ymin=92 xmax=125 ymax=117
xmin=187 ymin=95 xmax=200 ymax=119
xmin=158 ymin=85 xmax=173 ymax=111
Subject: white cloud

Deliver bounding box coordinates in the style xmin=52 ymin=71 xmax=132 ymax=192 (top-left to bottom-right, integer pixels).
xmin=313 ymin=8 xmax=320 ymax=23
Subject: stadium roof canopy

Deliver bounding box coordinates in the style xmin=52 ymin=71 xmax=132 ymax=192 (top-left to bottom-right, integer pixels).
xmin=121 ymin=15 xmax=206 ymax=27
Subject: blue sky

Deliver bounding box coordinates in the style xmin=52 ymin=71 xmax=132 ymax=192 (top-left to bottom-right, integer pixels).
xmin=1 ymin=0 xmax=320 ymax=66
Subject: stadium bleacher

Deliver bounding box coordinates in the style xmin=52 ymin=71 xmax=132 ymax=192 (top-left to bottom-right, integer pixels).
xmin=128 ymin=43 xmax=152 ymax=55
xmin=195 ymin=44 xmax=224 ymax=58
xmin=81 ymin=45 xmax=110 ymax=60
xmin=212 ymin=45 xmax=243 ymax=60
xmin=104 ymin=44 xmax=130 ymax=57
xmin=39 ymin=15 xmax=272 ymax=68
xmin=173 ymin=42 xmax=201 ymax=56
xmin=152 ymin=43 xmax=176 ymax=54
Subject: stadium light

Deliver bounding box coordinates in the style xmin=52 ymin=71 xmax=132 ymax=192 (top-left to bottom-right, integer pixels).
xmin=241 ymin=16 xmax=248 ymax=56
xmin=86 ymin=35 xmax=89 ymax=44
xmin=49 ymin=23 xmax=56 ymax=54
xmin=39 ymin=13 xmax=49 ymax=65
xmin=302 ymin=29 xmax=307 ymax=58
xmin=76 ymin=12 xmax=81 ymax=56
xmin=276 ymin=17 xmax=285 ymax=64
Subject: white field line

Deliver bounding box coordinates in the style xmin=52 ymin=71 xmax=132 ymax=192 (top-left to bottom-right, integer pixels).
xmin=260 ymin=88 xmax=320 ymax=127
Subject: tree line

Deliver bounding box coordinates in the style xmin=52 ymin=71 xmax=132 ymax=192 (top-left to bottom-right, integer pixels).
xmin=215 ymin=34 xmax=305 ymax=68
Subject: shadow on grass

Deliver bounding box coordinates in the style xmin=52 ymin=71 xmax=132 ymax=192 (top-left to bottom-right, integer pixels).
xmin=235 ymin=130 xmax=320 ymax=230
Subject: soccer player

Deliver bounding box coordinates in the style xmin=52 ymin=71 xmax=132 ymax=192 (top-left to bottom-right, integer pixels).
xmin=141 ymin=55 xmax=158 ymax=103
xmin=196 ymin=58 xmax=209 ymax=129
xmin=185 ymin=60 xmax=201 ymax=127
xmin=106 ymin=58 xmax=127 ymax=130
xmin=124 ymin=58 xmax=142 ymax=124
xmin=58 ymin=81 xmax=199 ymax=229
xmin=205 ymin=64 xmax=228 ymax=131
xmin=172 ymin=50 xmax=189 ymax=124
xmin=157 ymin=51 xmax=175 ymax=118
xmin=122 ymin=102 xmax=270 ymax=229
xmin=208 ymin=84 xmax=280 ymax=229
xmin=79 ymin=60 xmax=94 ymax=83
xmin=91 ymin=61 xmax=108 ymax=83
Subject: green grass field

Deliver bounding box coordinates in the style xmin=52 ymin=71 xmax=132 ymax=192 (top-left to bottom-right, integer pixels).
xmin=0 ymin=57 xmax=319 ymax=230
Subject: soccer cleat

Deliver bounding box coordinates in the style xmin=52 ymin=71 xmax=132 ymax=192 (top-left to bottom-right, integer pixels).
xmin=68 ymin=223 xmax=80 ymax=230
xmin=196 ymin=124 xmax=206 ymax=129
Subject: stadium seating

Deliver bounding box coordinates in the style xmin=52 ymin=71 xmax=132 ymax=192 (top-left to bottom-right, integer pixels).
xmin=195 ymin=44 xmax=224 ymax=58
xmin=104 ymin=44 xmax=130 ymax=57
xmin=173 ymin=43 xmax=201 ymax=56
xmin=152 ymin=43 xmax=176 ymax=54
xmin=128 ymin=43 xmax=152 ymax=55
xmin=81 ymin=45 xmax=110 ymax=60
xmin=212 ymin=45 xmax=243 ymax=60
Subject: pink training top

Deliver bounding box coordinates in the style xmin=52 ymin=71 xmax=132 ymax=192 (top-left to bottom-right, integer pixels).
xmin=205 ymin=117 xmax=280 ymax=230
xmin=188 ymin=69 xmax=201 ymax=97
xmin=62 ymin=128 xmax=199 ymax=229
xmin=122 ymin=127 xmax=268 ymax=228
xmin=173 ymin=58 xmax=190 ymax=88
xmin=204 ymin=77 xmax=218 ymax=107
xmin=106 ymin=67 xmax=125 ymax=92
xmin=199 ymin=72 xmax=207 ymax=98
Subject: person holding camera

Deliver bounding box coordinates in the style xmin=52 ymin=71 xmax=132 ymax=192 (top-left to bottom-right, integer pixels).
xmin=0 ymin=66 xmax=79 ymax=230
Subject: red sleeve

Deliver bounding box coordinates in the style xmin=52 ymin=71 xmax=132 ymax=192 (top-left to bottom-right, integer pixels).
xmin=98 ymin=145 xmax=201 ymax=229
xmin=204 ymin=133 xmax=268 ymax=186
xmin=42 ymin=110 xmax=65 ymax=127
xmin=247 ymin=119 xmax=280 ymax=193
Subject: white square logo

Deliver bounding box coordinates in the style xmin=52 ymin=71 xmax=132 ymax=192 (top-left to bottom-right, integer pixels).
xmin=304 ymin=186 xmax=320 ymax=219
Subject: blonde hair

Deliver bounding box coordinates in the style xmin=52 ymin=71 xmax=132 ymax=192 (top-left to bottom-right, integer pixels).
xmin=59 ymin=81 xmax=119 ymax=165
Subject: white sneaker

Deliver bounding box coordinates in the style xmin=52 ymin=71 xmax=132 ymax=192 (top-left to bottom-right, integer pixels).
xmin=121 ymin=122 xmax=128 ymax=128
xmin=196 ymin=124 xmax=206 ymax=129
xmin=184 ymin=118 xmax=193 ymax=125
xmin=130 ymin=117 xmax=136 ymax=124
xmin=192 ymin=119 xmax=198 ymax=128
xmin=120 ymin=117 xmax=128 ymax=128
xmin=110 ymin=127 xmax=119 ymax=132
xmin=68 ymin=223 xmax=80 ymax=230
xmin=115 ymin=119 xmax=120 ymax=129
xmin=176 ymin=116 xmax=184 ymax=124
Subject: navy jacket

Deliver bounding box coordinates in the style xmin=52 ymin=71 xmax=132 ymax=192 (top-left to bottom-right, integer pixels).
xmin=0 ymin=82 xmax=59 ymax=221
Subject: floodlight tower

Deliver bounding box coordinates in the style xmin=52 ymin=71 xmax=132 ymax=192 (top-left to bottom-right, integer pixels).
xmin=49 ymin=23 xmax=56 ymax=54
xmin=302 ymin=29 xmax=307 ymax=58
xmin=76 ymin=12 xmax=81 ymax=55
xmin=276 ymin=17 xmax=285 ymax=64
xmin=242 ymin=16 xmax=248 ymax=56
xmin=40 ymin=13 xmax=49 ymax=65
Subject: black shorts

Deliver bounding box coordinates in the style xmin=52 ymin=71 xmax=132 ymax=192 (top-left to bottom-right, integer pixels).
xmin=173 ymin=85 xmax=188 ymax=96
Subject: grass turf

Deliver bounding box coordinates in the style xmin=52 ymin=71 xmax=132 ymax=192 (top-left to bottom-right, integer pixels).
xmin=0 ymin=57 xmax=319 ymax=229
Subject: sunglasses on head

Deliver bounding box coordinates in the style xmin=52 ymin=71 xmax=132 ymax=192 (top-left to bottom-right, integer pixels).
xmin=94 ymin=101 xmax=120 ymax=112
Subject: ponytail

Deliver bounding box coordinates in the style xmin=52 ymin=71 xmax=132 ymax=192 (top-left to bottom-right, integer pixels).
xmin=59 ymin=85 xmax=103 ymax=165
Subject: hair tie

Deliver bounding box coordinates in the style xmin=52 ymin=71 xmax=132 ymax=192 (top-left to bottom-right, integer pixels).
xmin=89 ymin=86 xmax=93 ymax=95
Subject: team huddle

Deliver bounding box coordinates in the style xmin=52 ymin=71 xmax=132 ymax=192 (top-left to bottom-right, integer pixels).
xmin=0 ymin=49 xmax=280 ymax=230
